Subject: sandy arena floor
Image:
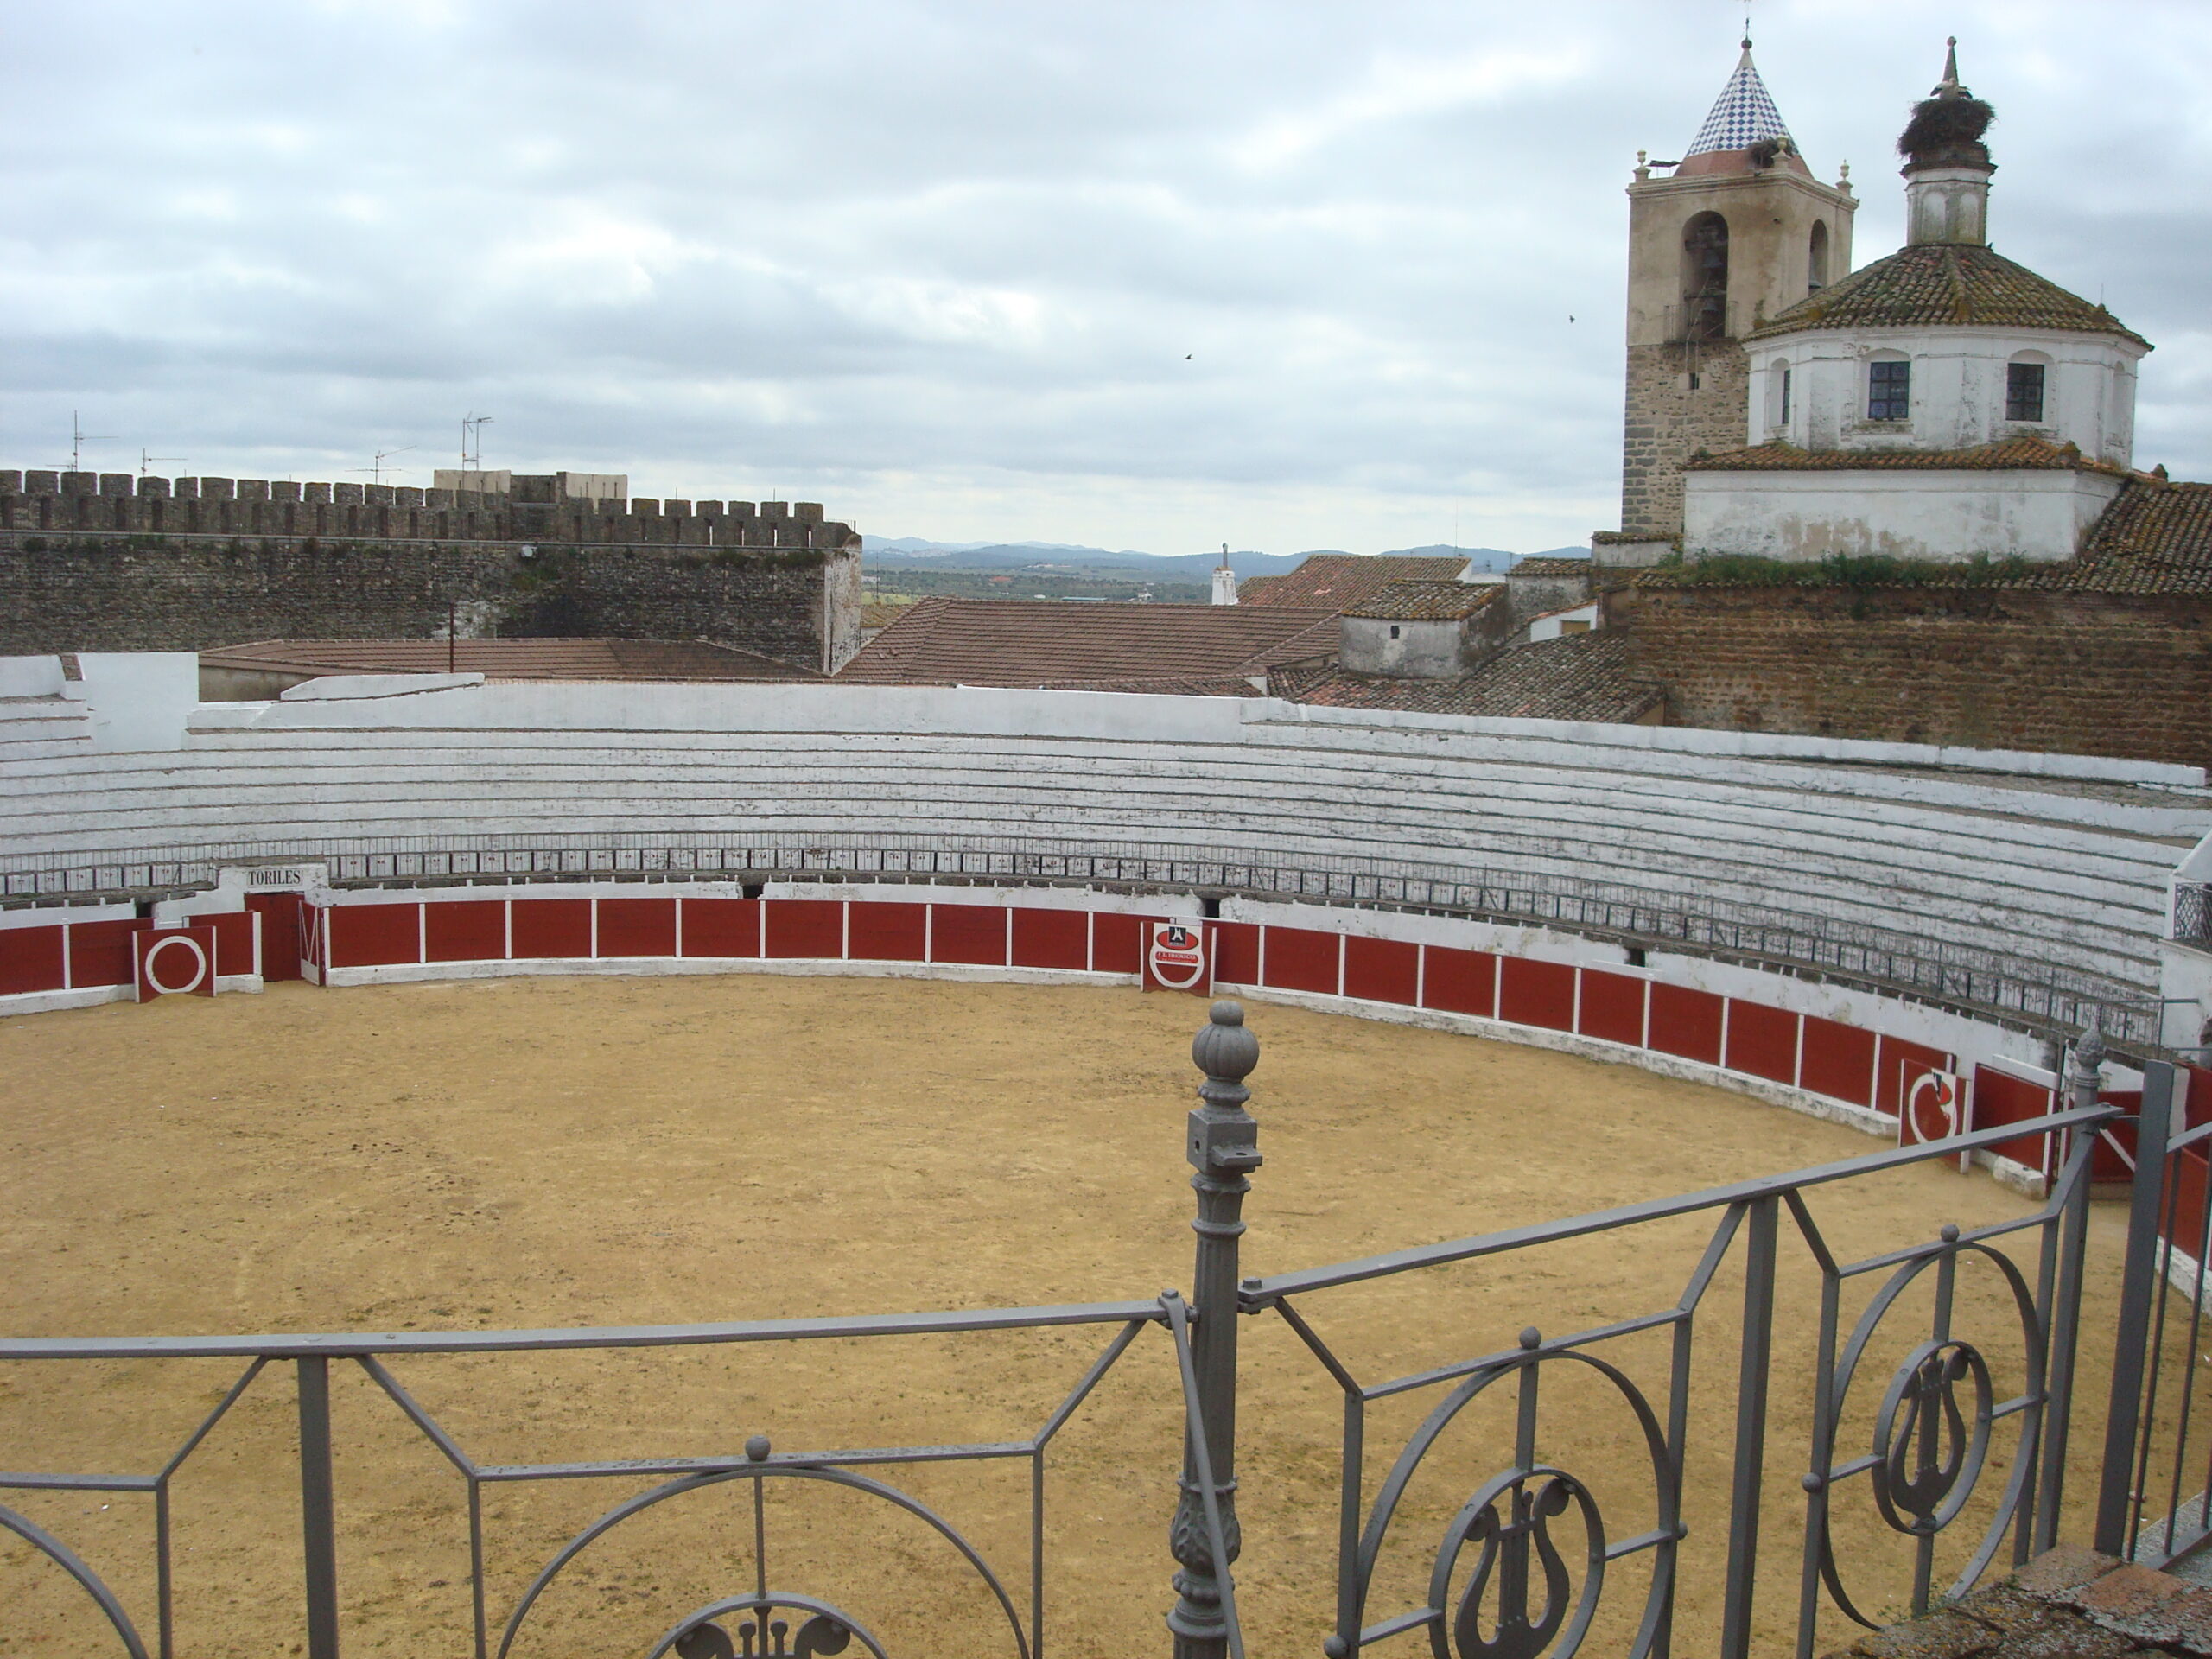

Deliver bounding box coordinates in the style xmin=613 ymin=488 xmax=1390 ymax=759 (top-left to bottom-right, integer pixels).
xmin=0 ymin=974 xmax=2164 ymax=1656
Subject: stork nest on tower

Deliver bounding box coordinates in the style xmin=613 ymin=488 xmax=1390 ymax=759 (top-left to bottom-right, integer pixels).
xmin=1897 ymin=94 xmax=1996 ymax=166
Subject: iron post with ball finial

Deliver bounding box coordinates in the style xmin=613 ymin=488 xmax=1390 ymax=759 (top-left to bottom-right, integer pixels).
xmin=1167 ymin=1000 xmax=1262 ymax=1659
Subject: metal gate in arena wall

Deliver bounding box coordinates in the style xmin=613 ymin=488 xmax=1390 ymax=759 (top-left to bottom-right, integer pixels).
xmin=3 ymin=1005 xmax=2207 ymax=1659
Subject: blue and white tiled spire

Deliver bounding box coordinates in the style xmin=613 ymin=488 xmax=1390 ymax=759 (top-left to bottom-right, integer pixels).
xmin=1684 ymin=38 xmax=1796 ymax=156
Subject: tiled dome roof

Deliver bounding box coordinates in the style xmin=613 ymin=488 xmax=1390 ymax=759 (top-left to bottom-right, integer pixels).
xmin=1685 ymin=45 xmax=1796 ymax=156
xmin=1749 ymin=244 xmax=2148 ymax=346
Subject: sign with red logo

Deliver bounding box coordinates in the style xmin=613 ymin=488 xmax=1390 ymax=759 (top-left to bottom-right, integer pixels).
xmin=1900 ymin=1064 xmax=1971 ymax=1173
xmin=134 ymin=925 xmax=220 ymax=1001
xmin=1143 ymin=921 xmax=1211 ymax=995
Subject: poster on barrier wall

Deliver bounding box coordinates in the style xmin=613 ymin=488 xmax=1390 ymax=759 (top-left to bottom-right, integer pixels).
xmin=1142 ymin=922 xmax=1211 ymax=995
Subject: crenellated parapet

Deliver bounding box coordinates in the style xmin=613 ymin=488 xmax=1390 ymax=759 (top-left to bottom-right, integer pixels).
xmin=0 ymin=470 xmax=857 ymax=552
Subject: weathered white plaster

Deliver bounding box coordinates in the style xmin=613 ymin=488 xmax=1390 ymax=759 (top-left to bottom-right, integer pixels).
xmin=60 ymin=653 xmax=198 ymax=753
xmin=1683 ymin=463 xmax=2124 ymax=562
xmin=1746 ymin=324 xmax=2144 ymax=464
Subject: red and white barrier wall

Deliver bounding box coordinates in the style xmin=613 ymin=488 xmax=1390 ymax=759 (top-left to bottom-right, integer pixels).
xmin=5 ymin=872 xmax=2200 ymax=1197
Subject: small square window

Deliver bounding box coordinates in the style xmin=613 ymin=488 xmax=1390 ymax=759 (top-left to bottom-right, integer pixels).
xmin=1866 ymin=359 xmax=1910 ymax=421
xmin=2006 ymin=361 xmax=2046 ymax=423
xmin=1389 ymin=625 xmax=1401 ymax=639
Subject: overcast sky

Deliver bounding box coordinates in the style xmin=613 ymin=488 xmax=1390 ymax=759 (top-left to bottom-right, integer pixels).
xmin=3 ymin=1 xmax=2205 ymax=556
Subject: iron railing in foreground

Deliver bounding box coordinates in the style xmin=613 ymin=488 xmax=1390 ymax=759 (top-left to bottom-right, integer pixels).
xmin=0 ymin=1004 xmax=2196 ymax=1659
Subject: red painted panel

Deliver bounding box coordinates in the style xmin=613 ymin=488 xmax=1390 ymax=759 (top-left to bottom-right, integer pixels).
xmin=2189 ymin=1066 xmax=2212 ymax=1133
xmin=764 ymin=899 xmax=842 ymax=960
xmin=1210 ymin=921 xmax=1259 ymax=985
xmin=1799 ymin=1018 xmax=1877 ymax=1107
xmin=67 ymin=918 xmax=145 ymax=988
xmin=1262 ymin=926 xmax=1339 ymax=995
xmin=246 ymin=893 xmax=302 ymax=981
xmin=0 ymin=925 xmax=67 ymax=995
xmin=1647 ymin=983 xmax=1724 ymax=1065
xmin=2169 ymin=1145 xmax=2210 ymax=1273
xmin=136 ymin=926 xmax=219 ymax=998
xmin=425 ymin=899 xmax=506 ymax=963
xmin=510 ymin=898 xmax=591 ymax=960
xmin=1421 ymin=946 xmax=1496 ymax=1017
xmin=1577 ymin=970 xmax=1646 ymax=1047
xmin=848 ymin=901 xmax=928 ymax=962
xmin=1499 ymin=957 xmax=1575 ymax=1032
xmin=330 ymin=903 xmax=422 ymax=968
xmin=1011 ymin=908 xmax=1089 ymax=972
xmin=680 ymin=899 xmax=760 ymax=959
xmin=1725 ymin=1001 xmax=1800 ymax=1084
xmin=1873 ymin=1037 xmax=1953 ymax=1118
xmin=207 ymin=912 xmax=259 ymax=978
xmin=931 ymin=905 xmax=1008 ymax=967
xmin=2092 ymin=1091 xmax=2142 ymax=1185
xmin=1091 ymin=913 xmax=1145 ymax=976
xmin=1343 ymin=936 xmax=1418 ymax=1006
xmin=598 ymin=897 xmax=677 ymax=958
xmin=1973 ymin=1066 xmax=2057 ymax=1176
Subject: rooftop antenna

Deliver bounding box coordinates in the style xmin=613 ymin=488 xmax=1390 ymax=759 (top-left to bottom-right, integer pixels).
xmin=139 ymin=449 xmax=185 ymax=478
xmin=353 ymin=445 xmax=416 ymax=486
xmin=69 ymin=412 xmax=116 ymax=473
xmin=461 ymin=413 xmax=492 ymax=471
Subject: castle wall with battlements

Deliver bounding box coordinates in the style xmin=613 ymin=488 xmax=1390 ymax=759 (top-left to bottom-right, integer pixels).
xmin=0 ymin=471 xmax=863 ymax=670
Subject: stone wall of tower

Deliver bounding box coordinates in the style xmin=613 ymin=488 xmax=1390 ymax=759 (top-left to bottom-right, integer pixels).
xmin=1621 ymin=340 xmax=1751 ymax=540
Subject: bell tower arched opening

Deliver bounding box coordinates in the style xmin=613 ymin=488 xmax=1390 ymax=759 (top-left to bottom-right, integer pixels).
xmin=1681 ymin=213 xmax=1731 ymax=340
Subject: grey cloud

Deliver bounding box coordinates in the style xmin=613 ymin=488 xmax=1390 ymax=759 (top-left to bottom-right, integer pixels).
xmin=3 ymin=0 xmax=2206 ymax=552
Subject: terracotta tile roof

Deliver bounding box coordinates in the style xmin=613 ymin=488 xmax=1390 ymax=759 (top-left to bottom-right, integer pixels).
xmin=1343 ymin=579 xmax=1500 ymax=621
xmin=1685 ymin=435 xmax=2128 ymax=477
xmin=1272 ymin=632 xmax=1662 ymax=724
xmin=833 ymin=598 xmax=1340 ymax=688
xmin=1238 ymin=554 xmax=1468 ymax=610
xmin=1747 ymin=243 xmax=2148 ymax=347
xmin=201 ymin=638 xmax=822 ymax=681
xmin=1508 ymin=557 xmax=1597 ymax=578
xmin=2009 ymin=478 xmax=2212 ymax=594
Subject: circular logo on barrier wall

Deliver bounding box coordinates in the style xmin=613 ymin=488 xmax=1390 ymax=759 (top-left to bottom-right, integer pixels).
xmin=1148 ymin=923 xmax=1206 ymax=991
xmin=1906 ymin=1068 xmax=1961 ymax=1145
xmin=143 ymin=934 xmax=210 ymax=996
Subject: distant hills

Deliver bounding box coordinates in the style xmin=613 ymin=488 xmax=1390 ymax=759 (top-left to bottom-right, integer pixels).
xmin=861 ymin=537 xmax=1588 ymax=580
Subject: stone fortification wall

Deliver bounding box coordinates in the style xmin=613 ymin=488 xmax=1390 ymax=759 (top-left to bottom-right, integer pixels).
xmin=1620 ymin=340 xmax=1750 ymax=539
xmin=0 ymin=471 xmax=862 ymax=669
xmin=1612 ymin=583 xmax=2212 ymax=770
xmin=0 ymin=470 xmax=854 ymax=550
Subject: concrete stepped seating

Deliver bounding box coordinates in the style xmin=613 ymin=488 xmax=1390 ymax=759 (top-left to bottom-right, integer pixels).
xmin=3 ymin=686 xmax=2204 ymax=1009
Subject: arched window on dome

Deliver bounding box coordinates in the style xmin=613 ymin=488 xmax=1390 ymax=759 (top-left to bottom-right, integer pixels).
xmin=1808 ymin=220 xmax=1830 ymax=293
xmin=1865 ymin=350 xmax=1911 ymax=423
xmin=2006 ymin=351 xmax=2051 ymax=424
xmin=1681 ymin=213 xmax=1729 ymax=340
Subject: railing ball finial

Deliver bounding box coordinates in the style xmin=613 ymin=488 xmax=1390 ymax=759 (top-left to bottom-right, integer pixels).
xmin=745 ymin=1434 xmax=771 ymax=1462
xmin=1192 ymin=1000 xmax=1260 ymax=1085
xmin=1519 ymin=1326 xmax=1542 ymax=1351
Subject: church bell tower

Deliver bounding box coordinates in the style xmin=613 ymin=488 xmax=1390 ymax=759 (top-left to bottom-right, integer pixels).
xmin=1617 ymin=38 xmax=1857 ymax=542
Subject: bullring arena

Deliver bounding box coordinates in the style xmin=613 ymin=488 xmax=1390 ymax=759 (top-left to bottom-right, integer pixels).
xmin=4 ymin=661 xmax=2212 ymax=1657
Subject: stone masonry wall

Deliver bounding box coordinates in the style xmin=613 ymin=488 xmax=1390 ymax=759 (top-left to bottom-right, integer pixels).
xmin=1611 ymin=582 xmax=2212 ymax=770
xmin=0 ymin=469 xmax=849 ymax=550
xmin=0 ymin=469 xmax=864 ymax=670
xmin=1620 ymin=340 xmax=1751 ymax=540
xmin=0 ymin=535 xmax=861 ymax=671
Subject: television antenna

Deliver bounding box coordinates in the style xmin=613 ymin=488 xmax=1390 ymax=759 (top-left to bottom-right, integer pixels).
xmin=354 ymin=446 xmax=416 ymax=486
xmin=461 ymin=413 xmax=493 ymax=471
xmin=140 ymin=449 xmax=185 ymax=478
xmin=68 ymin=412 xmax=116 ymax=473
